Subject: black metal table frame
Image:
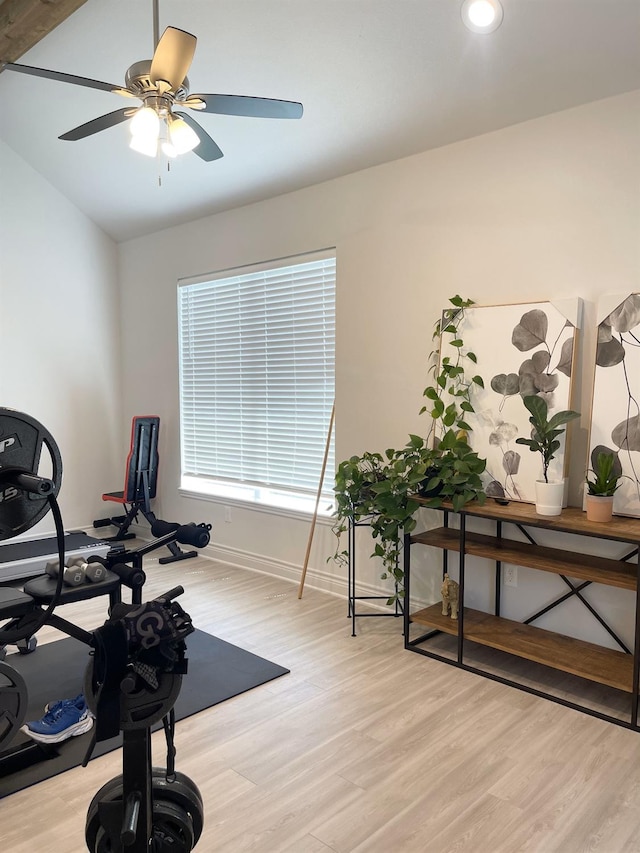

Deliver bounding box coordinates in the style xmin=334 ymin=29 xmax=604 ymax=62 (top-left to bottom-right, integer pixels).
xmin=348 ymin=517 xmax=403 ymax=637
xmin=403 ymin=508 xmax=640 ymax=732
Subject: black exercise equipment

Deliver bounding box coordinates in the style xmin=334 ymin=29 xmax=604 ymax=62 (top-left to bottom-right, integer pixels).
xmin=82 ymin=586 xmax=204 ymax=852
xmin=0 ymin=520 xmax=211 ymax=756
xmin=0 ymin=408 xmax=208 ymax=851
xmin=0 ymin=407 xmax=62 ymax=540
xmin=93 ymin=416 xmax=197 ymax=565
xmin=0 ymin=660 xmax=28 ymax=749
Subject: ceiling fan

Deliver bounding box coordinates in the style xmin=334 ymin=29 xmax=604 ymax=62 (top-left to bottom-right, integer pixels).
xmin=0 ymin=0 xmax=303 ymax=162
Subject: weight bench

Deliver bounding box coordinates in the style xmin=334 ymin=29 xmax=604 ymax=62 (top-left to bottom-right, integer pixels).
xmin=94 ymin=415 xmax=160 ymax=542
xmin=94 ymin=416 xmax=197 ymax=565
xmin=0 ymin=562 xmax=143 ymax=657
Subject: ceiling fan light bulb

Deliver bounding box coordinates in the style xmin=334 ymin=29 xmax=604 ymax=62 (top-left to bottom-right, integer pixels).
xmin=169 ymin=118 xmax=200 ymax=154
xmin=130 ymin=133 xmax=158 ymax=157
xmin=130 ymin=106 xmax=160 ymax=139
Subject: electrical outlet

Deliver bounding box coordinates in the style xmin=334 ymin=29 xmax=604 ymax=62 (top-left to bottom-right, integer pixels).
xmin=504 ymin=565 xmax=517 ymax=587
xmin=224 ymin=506 xmax=232 ymax=523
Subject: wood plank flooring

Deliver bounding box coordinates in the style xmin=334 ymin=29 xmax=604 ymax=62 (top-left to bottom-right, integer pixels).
xmin=3 ymin=553 xmax=640 ymax=852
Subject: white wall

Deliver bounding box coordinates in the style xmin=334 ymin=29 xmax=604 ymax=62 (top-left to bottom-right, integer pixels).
xmin=0 ymin=140 xmax=123 ymax=536
xmin=118 ymin=91 xmax=640 ymax=646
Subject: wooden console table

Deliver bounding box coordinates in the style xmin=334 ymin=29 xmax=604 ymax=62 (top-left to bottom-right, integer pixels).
xmin=403 ymin=500 xmax=640 ymax=730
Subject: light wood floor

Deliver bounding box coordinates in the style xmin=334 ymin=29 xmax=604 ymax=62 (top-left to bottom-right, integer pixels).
xmin=3 ymin=553 xmax=640 ymax=852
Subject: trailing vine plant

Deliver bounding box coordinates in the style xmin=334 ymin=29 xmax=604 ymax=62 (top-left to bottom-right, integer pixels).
xmin=421 ymin=294 xmax=485 ymax=448
xmin=331 ymin=295 xmax=486 ymax=602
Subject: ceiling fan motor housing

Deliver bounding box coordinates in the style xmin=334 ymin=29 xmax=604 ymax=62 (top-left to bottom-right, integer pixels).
xmin=125 ymin=60 xmax=189 ymax=100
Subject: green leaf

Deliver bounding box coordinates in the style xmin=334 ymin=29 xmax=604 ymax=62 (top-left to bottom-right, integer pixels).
xmin=547 ymin=409 xmax=581 ymax=430
xmin=452 ymin=493 xmax=466 ymax=511
xmin=467 ymin=352 xmax=477 ymax=363
xmin=472 ymin=375 xmax=484 ymax=388
xmin=450 ymin=339 xmax=464 ymax=348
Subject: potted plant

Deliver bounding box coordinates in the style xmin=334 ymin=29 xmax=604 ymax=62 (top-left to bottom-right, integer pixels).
xmin=515 ymin=394 xmax=580 ymax=516
xmin=585 ymin=449 xmax=622 ymax=522
xmin=331 ymin=296 xmax=486 ymax=601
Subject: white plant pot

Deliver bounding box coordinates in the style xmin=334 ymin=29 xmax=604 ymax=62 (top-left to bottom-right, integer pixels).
xmin=534 ymin=480 xmax=565 ymax=516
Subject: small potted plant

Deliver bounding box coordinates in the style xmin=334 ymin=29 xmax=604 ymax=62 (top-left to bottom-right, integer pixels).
xmin=515 ymin=395 xmax=580 ymax=516
xmin=585 ymin=448 xmax=622 ymax=522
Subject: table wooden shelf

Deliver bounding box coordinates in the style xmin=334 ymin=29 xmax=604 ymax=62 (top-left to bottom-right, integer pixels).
xmin=404 ymin=500 xmax=640 ymax=729
xmin=410 ymin=603 xmax=635 ymax=693
xmin=411 ymin=527 xmax=638 ymax=591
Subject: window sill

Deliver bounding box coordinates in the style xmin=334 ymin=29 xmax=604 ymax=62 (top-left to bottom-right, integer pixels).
xmin=178 ymin=487 xmax=335 ymax=524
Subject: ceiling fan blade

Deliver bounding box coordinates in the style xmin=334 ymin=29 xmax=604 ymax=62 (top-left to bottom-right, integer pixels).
xmin=174 ymin=112 xmax=223 ymax=162
xmin=150 ymin=27 xmax=196 ymax=91
xmin=59 ymin=108 xmax=132 ymax=141
xmin=2 ymin=62 xmax=121 ymax=93
xmin=189 ymin=93 xmax=303 ymax=120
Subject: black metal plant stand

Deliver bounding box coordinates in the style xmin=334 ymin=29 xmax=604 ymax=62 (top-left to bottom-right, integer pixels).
xmin=347 ymin=517 xmax=403 ymax=637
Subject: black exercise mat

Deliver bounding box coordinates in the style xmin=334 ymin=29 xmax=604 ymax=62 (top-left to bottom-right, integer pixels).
xmin=0 ymin=630 xmax=289 ymax=797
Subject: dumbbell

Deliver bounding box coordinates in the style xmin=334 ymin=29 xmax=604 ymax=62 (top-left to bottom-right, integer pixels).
xmin=67 ymin=556 xmax=108 ymax=583
xmin=45 ymin=558 xmax=86 ymax=587
xmin=45 ymin=557 xmax=107 ymax=585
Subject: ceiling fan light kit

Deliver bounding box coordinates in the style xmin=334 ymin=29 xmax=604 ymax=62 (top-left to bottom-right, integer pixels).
xmin=461 ymin=0 xmax=504 ymax=34
xmin=1 ymin=1 xmax=303 ymax=164
xmin=127 ymin=101 xmax=199 ymax=159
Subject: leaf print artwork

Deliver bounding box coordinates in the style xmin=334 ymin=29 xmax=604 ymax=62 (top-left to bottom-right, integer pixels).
xmin=589 ymin=293 xmax=640 ymax=516
xmin=444 ymin=301 xmax=579 ymax=503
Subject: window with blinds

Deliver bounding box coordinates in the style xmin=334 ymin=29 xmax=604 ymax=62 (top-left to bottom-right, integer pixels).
xmin=178 ymin=251 xmax=336 ymax=514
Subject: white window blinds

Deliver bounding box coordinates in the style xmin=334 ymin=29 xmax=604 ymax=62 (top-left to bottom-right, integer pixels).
xmin=178 ymin=252 xmax=336 ymax=505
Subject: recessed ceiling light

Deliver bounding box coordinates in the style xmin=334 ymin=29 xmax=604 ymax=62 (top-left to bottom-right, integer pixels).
xmin=461 ymin=0 xmax=504 ymax=34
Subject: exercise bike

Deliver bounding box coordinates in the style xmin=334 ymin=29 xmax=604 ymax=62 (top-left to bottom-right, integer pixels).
xmin=0 ymin=407 xmax=206 ymax=852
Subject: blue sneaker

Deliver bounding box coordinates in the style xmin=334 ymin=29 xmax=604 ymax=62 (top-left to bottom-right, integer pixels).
xmin=43 ymin=693 xmax=84 ymax=715
xmin=22 ymin=694 xmax=94 ymax=743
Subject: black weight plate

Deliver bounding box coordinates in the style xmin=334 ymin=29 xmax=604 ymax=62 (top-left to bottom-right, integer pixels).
xmin=0 ymin=408 xmax=63 ymax=540
xmin=83 ymin=662 xmax=182 ymax=730
xmin=152 ymin=798 xmax=195 ymax=852
xmin=151 ymin=768 xmax=204 ymax=843
xmin=86 ymin=782 xmax=196 ymax=852
xmin=0 ymin=661 xmax=29 ymax=751
xmin=85 ymin=775 xmax=124 ymax=852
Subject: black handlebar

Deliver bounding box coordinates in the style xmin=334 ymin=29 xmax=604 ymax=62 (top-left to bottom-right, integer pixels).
xmin=0 ymin=467 xmax=55 ymax=495
xmin=158 ymin=585 xmax=184 ymax=603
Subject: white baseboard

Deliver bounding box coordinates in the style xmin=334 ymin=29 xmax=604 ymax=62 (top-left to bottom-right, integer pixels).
xmin=199 ymin=541 xmax=423 ymax=613
xmin=82 ymin=525 xmax=430 ymax=614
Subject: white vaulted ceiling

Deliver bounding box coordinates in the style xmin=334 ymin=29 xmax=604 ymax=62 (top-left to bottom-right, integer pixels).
xmin=0 ymin=0 xmax=638 ymax=242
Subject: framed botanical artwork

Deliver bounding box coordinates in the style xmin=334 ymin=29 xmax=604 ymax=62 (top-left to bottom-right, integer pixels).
xmin=441 ymin=299 xmax=581 ymax=503
xmin=588 ymin=293 xmax=640 ymax=517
